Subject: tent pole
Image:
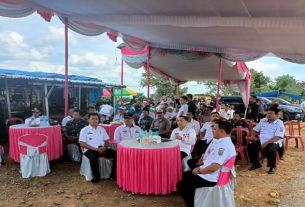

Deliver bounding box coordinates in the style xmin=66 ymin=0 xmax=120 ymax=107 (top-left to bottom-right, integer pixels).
xmin=64 ymin=17 xmax=69 ymax=115
xmin=216 ymin=58 xmax=223 ymax=112
xmin=176 ymin=83 xmax=180 ymax=99
xmin=120 ymin=57 xmax=124 ymax=105
xmin=44 ymin=83 xmax=49 ymax=117
xmin=78 ymin=86 xmax=81 ymax=110
xmin=147 ymin=47 xmax=151 ymax=99
xmin=5 ymin=79 xmax=11 ymax=118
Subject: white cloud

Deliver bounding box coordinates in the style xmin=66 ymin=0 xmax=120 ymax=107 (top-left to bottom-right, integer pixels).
xmin=70 ymin=52 xmax=109 ymax=67
xmin=44 ymin=26 xmax=77 ymax=45
xmin=245 ymin=60 xmax=287 ymax=79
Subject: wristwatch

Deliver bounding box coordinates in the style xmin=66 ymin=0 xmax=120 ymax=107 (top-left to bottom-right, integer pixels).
xmin=196 ymin=167 xmax=201 ymax=174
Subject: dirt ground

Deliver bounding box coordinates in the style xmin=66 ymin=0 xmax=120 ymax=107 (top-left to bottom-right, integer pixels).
xmin=0 ymin=128 xmax=305 ymax=207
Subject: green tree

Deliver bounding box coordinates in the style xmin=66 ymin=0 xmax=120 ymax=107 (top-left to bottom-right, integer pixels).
xmin=135 ymin=93 xmax=146 ymax=102
xmin=201 ymin=81 xmax=239 ymax=96
xmin=250 ymin=68 xmax=273 ymax=93
xmin=274 ymin=75 xmax=302 ymax=94
xmin=140 ymin=72 xmax=188 ymax=98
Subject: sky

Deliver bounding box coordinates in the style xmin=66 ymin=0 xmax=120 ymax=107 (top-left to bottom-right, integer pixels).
xmin=0 ymin=14 xmax=305 ymax=95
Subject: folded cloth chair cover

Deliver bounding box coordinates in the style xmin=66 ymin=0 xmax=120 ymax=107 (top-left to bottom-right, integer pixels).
xmin=67 ymin=143 xmax=81 ymax=162
xmin=18 ymin=136 xmax=50 ymax=178
xmin=80 ymin=155 xmax=113 ymax=181
xmin=194 ymin=156 xmax=236 ymax=207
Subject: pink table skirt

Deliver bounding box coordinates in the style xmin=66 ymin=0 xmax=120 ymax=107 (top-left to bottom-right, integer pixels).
xmin=100 ymin=123 xmax=122 ymax=144
xmin=117 ymin=140 xmax=182 ymax=195
xmin=9 ymin=124 xmax=63 ymax=163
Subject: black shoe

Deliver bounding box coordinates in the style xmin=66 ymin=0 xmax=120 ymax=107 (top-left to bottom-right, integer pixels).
xmin=248 ymin=164 xmax=262 ymax=171
xmin=268 ymin=168 xmax=276 ymax=174
xmin=91 ymin=177 xmax=100 ymax=183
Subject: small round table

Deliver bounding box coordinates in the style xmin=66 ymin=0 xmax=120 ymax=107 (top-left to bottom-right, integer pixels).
xmin=9 ymin=124 xmax=63 ymax=162
xmin=117 ymin=139 xmax=182 ymax=195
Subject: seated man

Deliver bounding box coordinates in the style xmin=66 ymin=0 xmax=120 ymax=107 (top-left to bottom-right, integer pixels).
xmin=83 ymin=105 xmax=97 ymax=122
xmin=219 ymin=104 xmax=234 ymax=120
xmin=170 ymin=116 xmax=196 ymax=160
xmin=230 ymin=111 xmax=248 ymax=146
xmin=63 ymin=110 xmax=88 ymax=162
xmin=62 ymin=107 xmax=74 ymax=127
xmin=79 ymin=113 xmax=117 ymax=183
xmin=25 ymin=107 xmax=41 ymax=127
xmin=177 ymin=120 xmax=236 ymax=207
xmin=247 ymin=104 xmax=285 ymax=174
xmin=164 ymin=106 xmax=177 ymax=121
xmin=99 ymin=102 xmax=114 ymax=123
xmin=113 ymin=106 xmax=126 ymax=122
xmin=186 ymin=112 xmax=200 ymax=135
xmin=150 ymin=109 xmax=171 ymax=138
xmin=114 ymin=113 xmax=141 ymax=143
xmin=192 ymin=112 xmax=220 ymax=159
xmin=138 ymin=107 xmax=154 ymax=131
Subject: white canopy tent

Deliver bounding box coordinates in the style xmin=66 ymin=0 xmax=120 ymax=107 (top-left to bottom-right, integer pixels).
xmin=1 ymin=0 xmax=304 ymax=112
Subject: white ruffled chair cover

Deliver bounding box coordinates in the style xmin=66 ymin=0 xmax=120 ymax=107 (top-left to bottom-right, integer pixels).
xmin=194 ymin=156 xmax=237 ymax=207
xmin=67 ymin=143 xmax=81 ymax=162
xmin=80 ymin=155 xmax=113 ymax=181
xmin=18 ymin=135 xmax=50 ymax=178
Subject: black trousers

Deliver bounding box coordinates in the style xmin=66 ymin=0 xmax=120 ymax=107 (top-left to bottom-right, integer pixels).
xmin=181 ymin=151 xmax=188 ymax=160
xmin=84 ymin=148 xmax=117 ymax=180
xmin=177 ymin=171 xmax=216 ymax=207
xmin=247 ymin=140 xmax=279 ymax=168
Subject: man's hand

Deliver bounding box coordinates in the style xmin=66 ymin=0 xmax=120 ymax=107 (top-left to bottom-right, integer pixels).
xmin=175 ymin=134 xmax=182 ymax=140
xmin=97 ymin=146 xmax=107 ymax=154
xmin=192 ymin=167 xmax=200 ymax=175
xmin=261 ymin=143 xmax=268 ymax=149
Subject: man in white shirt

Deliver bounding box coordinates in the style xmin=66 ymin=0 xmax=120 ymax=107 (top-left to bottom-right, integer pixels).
xmin=247 ymin=104 xmax=285 ymax=174
xmin=218 ymin=104 xmax=234 ymax=120
xmin=79 ymin=113 xmax=117 ymax=183
xmin=164 ymin=106 xmax=177 ymax=121
xmin=114 ymin=113 xmax=141 ymax=143
xmin=177 ymin=96 xmax=188 ymax=117
xmin=25 ymin=107 xmax=41 ymax=127
xmin=186 ymin=112 xmax=200 ymax=135
xmin=62 ymin=108 xmax=74 ymax=127
xmin=177 ymin=120 xmax=236 ymax=207
xmin=170 ymin=116 xmax=196 ymax=159
xmin=113 ymin=106 xmax=126 ymax=122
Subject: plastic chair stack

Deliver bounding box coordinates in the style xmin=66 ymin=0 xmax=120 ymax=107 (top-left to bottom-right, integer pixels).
xmin=284 ymin=121 xmax=304 ymax=151
xmin=18 ymin=134 xmax=50 ymax=178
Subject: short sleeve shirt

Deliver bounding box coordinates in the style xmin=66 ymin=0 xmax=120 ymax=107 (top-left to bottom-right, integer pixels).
xmin=200 ymin=122 xmax=214 ymax=143
xmin=170 ymin=126 xmax=196 ymax=155
xmin=151 ymin=118 xmax=171 ymax=134
xmin=79 ymin=125 xmax=109 ymax=151
xmin=64 ymin=119 xmax=88 ymax=136
xmin=177 ymin=104 xmax=188 ymax=117
xmin=114 ymin=124 xmax=141 ymax=143
xmin=253 ymin=118 xmax=285 ymax=145
xmin=198 ymin=137 xmax=236 ymax=182
xmin=187 ymin=119 xmax=200 ymax=135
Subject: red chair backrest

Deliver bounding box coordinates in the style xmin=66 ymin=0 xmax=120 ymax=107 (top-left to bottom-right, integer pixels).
xmin=6 ymin=117 xmax=24 ymax=126
xmin=216 ymin=155 xmax=236 ymax=186
xmin=18 ymin=134 xmax=48 ymax=155
xmin=231 ymin=128 xmax=248 ymax=147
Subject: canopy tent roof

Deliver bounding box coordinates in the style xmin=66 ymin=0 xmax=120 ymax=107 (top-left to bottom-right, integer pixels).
xmin=255 ymin=91 xmax=302 ymax=100
xmin=0 ymin=68 xmax=120 ymax=86
xmin=1 ymin=0 xmax=305 ymax=63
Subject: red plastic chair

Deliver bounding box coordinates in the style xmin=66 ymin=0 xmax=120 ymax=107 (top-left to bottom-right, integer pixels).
xmin=6 ymin=117 xmax=24 ymax=127
xmin=231 ymin=128 xmax=248 ymax=165
xmin=284 ymin=121 xmax=304 ymax=151
xmin=244 ymin=119 xmax=256 ymax=138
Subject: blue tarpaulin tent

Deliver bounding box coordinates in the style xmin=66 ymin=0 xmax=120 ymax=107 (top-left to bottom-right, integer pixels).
xmin=255 ymin=91 xmax=301 ymax=100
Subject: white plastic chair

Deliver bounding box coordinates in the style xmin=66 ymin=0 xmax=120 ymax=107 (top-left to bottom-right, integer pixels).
xmin=0 ymin=145 xmax=4 ymax=166
xmin=18 ymin=134 xmax=51 ymax=178
xmin=80 ymin=154 xmax=113 ymax=181
xmin=194 ymin=156 xmax=237 ymax=207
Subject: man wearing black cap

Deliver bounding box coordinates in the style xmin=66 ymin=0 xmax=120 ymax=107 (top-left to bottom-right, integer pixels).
xmin=114 ymin=113 xmax=141 ymax=143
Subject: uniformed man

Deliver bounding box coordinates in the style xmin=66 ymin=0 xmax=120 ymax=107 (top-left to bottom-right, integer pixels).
xmin=63 ymin=110 xmax=87 ymax=161
xmin=247 ymin=104 xmax=285 ymax=174
xmin=170 ymin=116 xmax=196 ymax=160
xmin=79 ymin=113 xmax=117 ymax=183
xmin=113 ymin=113 xmax=141 ymax=143
xmin=177 ymin=120 xmax=236 ymax=207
